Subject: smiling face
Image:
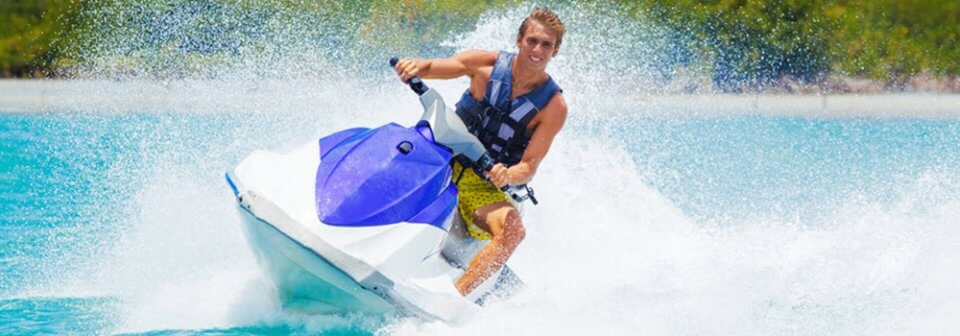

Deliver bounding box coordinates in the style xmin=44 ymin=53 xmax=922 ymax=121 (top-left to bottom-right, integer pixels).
xmin=516 ymin=20 xmax=560 ymax=72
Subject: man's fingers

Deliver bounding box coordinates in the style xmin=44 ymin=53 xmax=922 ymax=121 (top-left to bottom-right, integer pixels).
xmin=395 ymin=59 xmax=418 ymax=83
xmin=483 ymin=165 xmax=509 ymax=188
xmin=394 ymin=59 xmax=409 ymax=77
xmin=396 ymin=60 xmax=411 ymax=82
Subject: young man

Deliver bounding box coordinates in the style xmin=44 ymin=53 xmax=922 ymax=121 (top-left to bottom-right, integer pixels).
xmin=394 ymin=8 xmax=567 ymax=296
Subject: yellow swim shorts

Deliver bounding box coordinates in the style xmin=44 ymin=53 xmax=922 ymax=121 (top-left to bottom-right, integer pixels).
xmin=451 ymin=160 xmax=509 ymax=240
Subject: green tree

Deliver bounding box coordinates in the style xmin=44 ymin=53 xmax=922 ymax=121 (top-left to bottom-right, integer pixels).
xmin=0 ymin=0 xmax=81 ymax=77
xmin=636 ymin=0 xmax=837 ymax=91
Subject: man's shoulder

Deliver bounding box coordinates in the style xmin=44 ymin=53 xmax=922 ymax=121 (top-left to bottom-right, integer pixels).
xmin=543 ymin=91 xmax=568 ymax=120
xmin=550 ymin=91 xmax=567 ymax=108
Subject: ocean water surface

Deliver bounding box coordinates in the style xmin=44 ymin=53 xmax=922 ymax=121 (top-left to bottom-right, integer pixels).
xmin=3 ymin=89 xmax=960 ymax=335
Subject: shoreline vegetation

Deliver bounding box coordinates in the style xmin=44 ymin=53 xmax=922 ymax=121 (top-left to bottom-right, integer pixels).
xmin=1 ymin=1 xmax=959 ymax=94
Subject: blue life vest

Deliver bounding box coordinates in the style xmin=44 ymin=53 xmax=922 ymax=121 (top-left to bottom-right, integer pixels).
xmin=454 ymin=51 xmax=562 ymax=167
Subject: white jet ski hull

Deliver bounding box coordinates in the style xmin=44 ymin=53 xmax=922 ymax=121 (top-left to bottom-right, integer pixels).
xmin=228 ymin=141 xmax=496 ymax=323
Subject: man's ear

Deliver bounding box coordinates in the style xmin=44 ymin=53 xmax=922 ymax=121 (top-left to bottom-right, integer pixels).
xmin=552 ymin=45 xmax=560 ymax=57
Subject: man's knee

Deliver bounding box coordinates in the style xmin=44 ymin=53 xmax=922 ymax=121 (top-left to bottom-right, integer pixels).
xmin=473 ymin=203 xmax=525 ymax=246
xmin=498 ymin=209 xmax=525 ymax=247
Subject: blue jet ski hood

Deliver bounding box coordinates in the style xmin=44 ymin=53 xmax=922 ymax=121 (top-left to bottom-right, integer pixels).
xmin=315 ymin=121 xmax=456 ymax=230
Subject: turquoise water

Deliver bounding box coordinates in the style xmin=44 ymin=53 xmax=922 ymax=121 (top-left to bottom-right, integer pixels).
xmin=614 ymin=117 xmax=960 ymax=221
xmin=0 ymin=112 xmax=384 ymax=334
xmin=3 ymin=106 xmax=960 ymax=334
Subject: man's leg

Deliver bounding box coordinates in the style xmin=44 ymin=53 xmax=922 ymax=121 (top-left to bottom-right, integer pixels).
xmin=455 ymin=201 xmax=526 ymax=296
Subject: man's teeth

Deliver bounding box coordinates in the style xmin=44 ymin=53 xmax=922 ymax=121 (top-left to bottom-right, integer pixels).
xmin=530 ymin=56 xmax=542 ymax=62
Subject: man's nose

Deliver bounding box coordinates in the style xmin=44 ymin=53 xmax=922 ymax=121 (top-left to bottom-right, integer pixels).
xmin=531 ymin=43 xmax=544 ymax=54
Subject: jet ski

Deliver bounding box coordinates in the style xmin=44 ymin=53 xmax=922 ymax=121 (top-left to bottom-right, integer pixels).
xmin=225 ymin=58 xmax=534 ymax=323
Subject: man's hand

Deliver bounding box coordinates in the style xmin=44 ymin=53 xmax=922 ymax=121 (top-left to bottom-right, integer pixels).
xmin=394 ymin=58 xmax=428 ymax=83
xmin=483 ymin=163 xmax=511 ymax=188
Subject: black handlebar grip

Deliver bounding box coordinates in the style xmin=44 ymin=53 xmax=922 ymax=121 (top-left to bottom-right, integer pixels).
xmin=390 ymin=56 xmax=428 ymax=96
xmin=475 ymin=154 xmax=511 ymax=192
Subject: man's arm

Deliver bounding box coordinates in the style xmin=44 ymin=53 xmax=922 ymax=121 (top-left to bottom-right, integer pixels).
xmin=485 ymin=94 xmax=568 ymax=187
xmin=394 ymin=50 xmax=496 ymax=82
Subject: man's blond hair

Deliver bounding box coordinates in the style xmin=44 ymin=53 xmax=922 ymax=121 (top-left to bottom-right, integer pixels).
xmin=518 ymin=7 xmax=565 ymax=48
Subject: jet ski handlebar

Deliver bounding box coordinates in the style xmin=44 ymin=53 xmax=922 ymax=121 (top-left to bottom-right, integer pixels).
xmin=476 ymin=152 xmax=538 ymax=205
xmin=390 ymin=57 xmax=429 ymax=96
xmin=390 ymin=56 xmax=538 ymax=205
